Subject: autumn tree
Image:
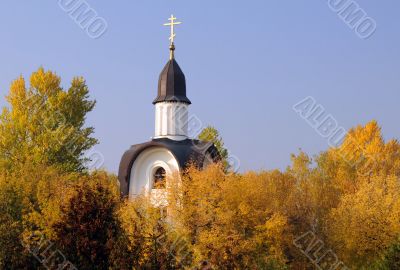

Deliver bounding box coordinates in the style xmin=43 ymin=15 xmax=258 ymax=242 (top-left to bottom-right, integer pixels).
xmin=167 ymin=164 xmax=291 ymax=269
xmin=315 ymin=121 xmax=400 ymax=268
xmin=0 ymin=162 xmax=69 ymax=269
xmin=0 ymin=68 xmax=99 ymax=267
xmin=118 ymin=194 xmax=190 ymax=269
xmin=0 ymin=171 xmax=35 ymax=269
xmin=0 ymin=67 xmax=98 ymax=173
xmin=317 ymin=121 xmax=400 ymax=194
xmin=0 ymin=85 xmax=398 ymax=270
xmin=51 ymin=173 xmax=123 ymax=270
xmin=327 ymin=175 xmax=400 ymax=266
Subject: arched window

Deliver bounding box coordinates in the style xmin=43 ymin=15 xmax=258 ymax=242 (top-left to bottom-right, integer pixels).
xmin=153 ymin=167 xmax=166 ymax=189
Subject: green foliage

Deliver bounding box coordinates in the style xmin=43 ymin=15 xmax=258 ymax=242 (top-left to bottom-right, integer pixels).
xmin=382 ymin=238 xmax=400 ymax=269
xmin=198 ymin=126 xmax=229 ymax=169
xmin=0 ymin=67 xmax=98 ymax=173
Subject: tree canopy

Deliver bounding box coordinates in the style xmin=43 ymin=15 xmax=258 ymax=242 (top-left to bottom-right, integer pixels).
xmin=0 ymin=67 xmax=97 ymax=173
xmin=198 ymin=126 xmax=229 ymax=169
xmin=0 ymin=69 xmax=400 ymax=269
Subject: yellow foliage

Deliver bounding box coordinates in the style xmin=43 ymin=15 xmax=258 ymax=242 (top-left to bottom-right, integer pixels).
xmin=328 ymin=175 xmax=400 ymax=265
xmin=167 ymin=164 xmax=292 ymax=269
xmin=0 ymin=67 xmax=97 ymax=173
xmin=1 ymin=114 xmax=400 ymax=269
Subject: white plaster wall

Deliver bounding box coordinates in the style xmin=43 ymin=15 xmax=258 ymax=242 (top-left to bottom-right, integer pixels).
xmin=129 ymin=147 xmax=180 ymax=199
xmin=155 ymin=102 xmax=188 ymax=140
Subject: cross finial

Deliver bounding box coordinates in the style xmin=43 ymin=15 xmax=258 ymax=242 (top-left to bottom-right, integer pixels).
xmin=164 ymin=14 xmax=182 ymax=44
xmin=164 ymin=14 xmax=182 ymax=59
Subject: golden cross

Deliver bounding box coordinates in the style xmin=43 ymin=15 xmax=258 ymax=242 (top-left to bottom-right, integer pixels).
xmin=164 ymin=14 xmax=182 ymax=45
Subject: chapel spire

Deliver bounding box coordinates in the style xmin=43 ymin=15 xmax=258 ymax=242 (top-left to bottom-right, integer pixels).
xmin=153 ymin=15 xmax=190 ymax=105
xmin=118 ymin=15 xmax=220 ymax=200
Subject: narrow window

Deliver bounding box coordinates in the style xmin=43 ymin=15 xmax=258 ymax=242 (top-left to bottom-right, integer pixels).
xmin=153 ymin=167 xmax=166 ymax=189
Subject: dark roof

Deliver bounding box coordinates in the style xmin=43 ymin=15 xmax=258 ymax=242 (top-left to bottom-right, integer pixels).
xmin=153 ymin=59 xmax=191 ymax=104
xmin=118 ymin=138 xmax=220 ymax=196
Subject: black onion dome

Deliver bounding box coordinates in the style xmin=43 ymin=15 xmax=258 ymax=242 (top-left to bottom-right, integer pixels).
xmin=153 ymin=59 xmax=191 ymax=104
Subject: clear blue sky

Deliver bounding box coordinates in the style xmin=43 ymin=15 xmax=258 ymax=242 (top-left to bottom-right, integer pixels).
xmin=0 ymin=1 xmax=399 ymax=173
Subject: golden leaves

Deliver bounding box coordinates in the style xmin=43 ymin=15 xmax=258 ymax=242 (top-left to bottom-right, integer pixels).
xmin=0 ymin=67 xmax=97 ymax=173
